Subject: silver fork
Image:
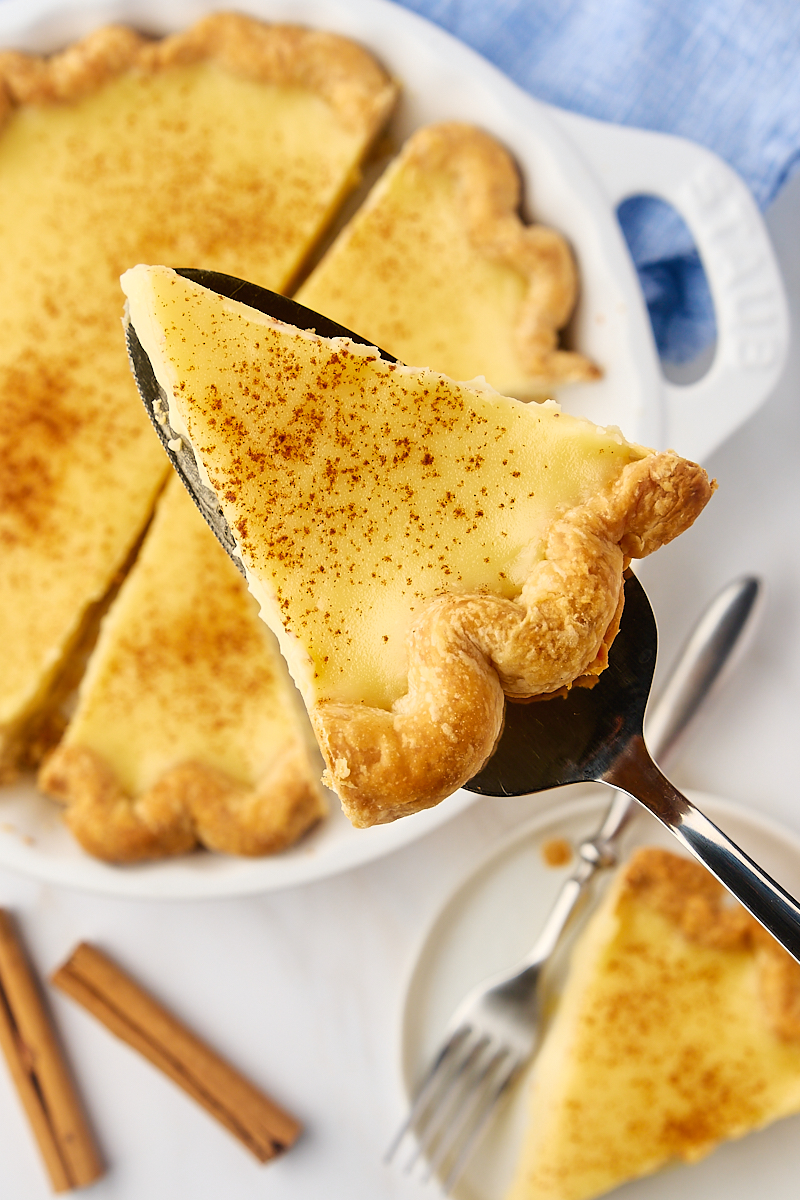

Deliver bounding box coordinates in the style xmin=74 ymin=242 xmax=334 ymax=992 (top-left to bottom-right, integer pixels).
xmin=387 ymin=575 xmax=762 ymax=1192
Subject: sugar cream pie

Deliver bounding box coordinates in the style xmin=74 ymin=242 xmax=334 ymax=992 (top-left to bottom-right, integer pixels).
xmin=297 ymin=122 xmax=600 ymax=397
xmin=121 ymin=265 xmax=714 ymax=828
xmin=39 ymin=477 xmax=326 ymax=862
xmin=507 ymin=847 xmax=800 ymax=1200
xmin=0 ymin=13 xmax=396 ymax=780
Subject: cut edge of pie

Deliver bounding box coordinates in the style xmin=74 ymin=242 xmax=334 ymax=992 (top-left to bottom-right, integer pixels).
xmin=38 ymin=477 xmax=327 ymax=862
xmin=0 ymin=12 xmax=398 ymax=784
xmin=0 ymin=513 xmax=152 ymax=785
xmin=297 ymin=121 xmax=600 ymax=394
xmin=121 ymin=264 xmax=715 ymax=830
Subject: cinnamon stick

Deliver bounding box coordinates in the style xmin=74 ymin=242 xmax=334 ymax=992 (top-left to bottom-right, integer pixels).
xmin=51 ymin=942 xmax=301 ymax=1162
xmin=0 ymin=911 xmax=103 ymax=1192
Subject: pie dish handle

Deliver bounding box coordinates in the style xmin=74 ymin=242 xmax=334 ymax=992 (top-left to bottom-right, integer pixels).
xmin=549 ymin=109 xmax=789 ymax=463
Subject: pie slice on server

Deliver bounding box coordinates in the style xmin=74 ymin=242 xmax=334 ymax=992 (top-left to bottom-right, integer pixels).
xmin=39 ymin=476 xmax=326 ymax=862
xmin=506 ymin=847 xmax=800 ymax=1200
xmin=121 ymin=265 xmax=714 ymax=828
xmin=0 ymin=13 xmax=396 ymax=780
xmin=297 ymin=122 xmax=600 ymax=398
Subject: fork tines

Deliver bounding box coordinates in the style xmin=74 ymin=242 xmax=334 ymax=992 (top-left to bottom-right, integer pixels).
xmin=386 ymin=1025 xmax=522 ymax=1193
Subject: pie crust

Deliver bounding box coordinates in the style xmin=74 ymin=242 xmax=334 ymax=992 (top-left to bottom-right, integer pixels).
xmin=297 ymin=121 xmax=600 ymax=396
xmin=40 ymin=742 xmax=324 ymax=863
xmin=122 ymin=265 xmax=714 ymax=829
xmin=507 ymin=848 xmax=800 ymax=1200
xmin=0 ymin=14 xmax=397 ymax=781
xmin=39 ymin=478 xmax=326 ymax=862
xmin=317 ymin=451 xmax=711 ymax=826
xmin=0 ymin=15 xmax=396 ymax=134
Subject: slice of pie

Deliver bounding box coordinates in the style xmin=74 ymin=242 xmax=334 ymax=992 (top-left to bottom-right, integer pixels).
xmin=0 ymin=14 xmax=397 ymax=780
xmin=296 ymin=122 xmax=599 ymax=397
xmin=506 ymin=847 xmax=800 ymax=1200
xmin=39 ymin=476 xmax=326 ymax=862
xmin=121 ymin=265 xmax=714 ymax=828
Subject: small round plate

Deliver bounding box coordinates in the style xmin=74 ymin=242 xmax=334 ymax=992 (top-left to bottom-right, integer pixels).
xmin=400 ymin=790 xmax=800 ymax=1199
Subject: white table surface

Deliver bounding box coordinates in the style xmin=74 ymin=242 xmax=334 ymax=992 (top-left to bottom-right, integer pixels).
xmin=1 ymin=173 xmax=799 ymax=1200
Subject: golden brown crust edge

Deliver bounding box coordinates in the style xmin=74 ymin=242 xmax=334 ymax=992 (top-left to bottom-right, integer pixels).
xmin=38 ymin=743 xmax=327 ymax=862
xmin=315 ymin=451 xmax=714 ymax=828
xmin=0 ymin=13 xmax=397 ymax=137
xmin=403 ymin=122 xmax=601 ymax=388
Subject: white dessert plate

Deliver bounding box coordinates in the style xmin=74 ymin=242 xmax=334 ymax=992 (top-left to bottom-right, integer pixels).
xmin=400 ymin=790 xmax=800 ymax=1200
xmin=0 ymin=0 xmax=787 ymax=897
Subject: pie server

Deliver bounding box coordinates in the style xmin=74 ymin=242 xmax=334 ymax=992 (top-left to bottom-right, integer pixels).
xmin=125 ymin=267 xmax=800 ymax=963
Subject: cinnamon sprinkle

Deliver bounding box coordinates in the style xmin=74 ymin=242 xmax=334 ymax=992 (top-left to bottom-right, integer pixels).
xmin=623 ymin=848 xmax=800 ymax=1042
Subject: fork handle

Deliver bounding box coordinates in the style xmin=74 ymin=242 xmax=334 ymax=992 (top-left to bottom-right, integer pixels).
xmin=521 ymin=870 xmax=593 ymax=967
xmin=604 ymin=735 xmax=800 ymax=963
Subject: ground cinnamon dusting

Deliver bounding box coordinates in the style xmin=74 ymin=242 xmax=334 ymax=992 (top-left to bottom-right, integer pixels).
xmin=624 ymin=848 xmax=800 ymax=1042
xmin=0 ymin=354 xmax=85 ymax=547
xmin=128 ymin=265 xmax=712 ymax=824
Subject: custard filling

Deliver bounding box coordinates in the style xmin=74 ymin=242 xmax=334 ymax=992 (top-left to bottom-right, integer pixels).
xmin=0 ymin=15 xmax=397 ymax=776
xmin=123 ymin=264 xmax=648 ymax=711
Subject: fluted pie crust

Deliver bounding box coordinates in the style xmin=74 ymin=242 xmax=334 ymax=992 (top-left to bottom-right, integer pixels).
xmin=0 ymin=14 xmax=396 ymax=131
xmin=317 ymin=451 xmax=710 ymax=826
xmin=298 ymin=122 xmax=600 ymax=396
xmin=122 ymin=265 xmax=714 ymax=829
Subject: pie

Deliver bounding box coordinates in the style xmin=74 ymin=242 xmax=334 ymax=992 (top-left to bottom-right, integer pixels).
xmin=39 ymin=477 xmax=326 ymax=862
xmin=506 ymin=847 xmax=800 ymax=1200
xmin=297 ymin=122 xmax=600 ymax=397
xmin=121 ymin=265 xmax=714 ymax=828
xmin=0 ymin=13 xmax=396 ymax=781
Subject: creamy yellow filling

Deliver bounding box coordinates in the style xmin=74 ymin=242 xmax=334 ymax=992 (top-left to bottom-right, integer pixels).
xmin=0 ymin=65 xmax=365 ymax=328
xmin=0 ymin=60 xmax=373 ymax=751
xmin=508 ymin=865 xmax=800 ymax=1200
xmin=297 ymin=146 xmax=534 ymax=393
xmin=62 ymin=477 xmax=314 ymax=797
xmin=123 ymin=265 xmax=648 ymax=710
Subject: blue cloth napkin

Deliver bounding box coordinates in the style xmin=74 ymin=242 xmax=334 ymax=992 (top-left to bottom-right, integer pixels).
xmin=396 ymin=0 xmax=800 ymax=363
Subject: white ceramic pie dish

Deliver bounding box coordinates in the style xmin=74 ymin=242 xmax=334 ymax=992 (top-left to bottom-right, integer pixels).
xmin=0 ymin=0 xmax=789 ymax=897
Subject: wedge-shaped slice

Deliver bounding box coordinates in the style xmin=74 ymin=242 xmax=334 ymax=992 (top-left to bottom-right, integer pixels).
xmin=121 ymin=265 xmax=713 ymax=827
xmin=0 ymin=13 xmax=396 ymax=780
xmin=297 ymin=122 xmax=599 ymax=397
xmin=507 ymin=847 xmax=800 ymax=1200
xmin=39 ymin=477 xmax=326 ymax=862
